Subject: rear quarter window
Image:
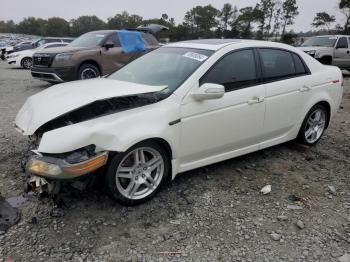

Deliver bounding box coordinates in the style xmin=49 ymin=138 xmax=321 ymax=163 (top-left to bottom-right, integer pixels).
xmin=142 ymin=33 xmax=159 ymax=46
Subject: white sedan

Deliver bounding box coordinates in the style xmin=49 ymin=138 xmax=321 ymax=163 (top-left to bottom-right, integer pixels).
xmin=15 ymin=39 xmax=343 ymax=205
xmin=7 ymin=42 xmax=68 ymax=69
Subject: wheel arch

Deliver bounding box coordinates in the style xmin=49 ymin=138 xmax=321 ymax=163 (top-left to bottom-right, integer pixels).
xmin=318 ymin=55 xmax=332 ymax=65
xmin=314 ymin=100 xmax=331 ymax=129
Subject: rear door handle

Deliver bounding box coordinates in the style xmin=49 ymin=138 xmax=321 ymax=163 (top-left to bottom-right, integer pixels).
xmin=299 ymin=85 xmax=312 ymax=92
xmin=248 ymin=97 xmax=264 ymax=105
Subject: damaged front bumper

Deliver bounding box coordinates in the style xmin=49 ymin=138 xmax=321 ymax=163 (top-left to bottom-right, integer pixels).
xmin=26 ymin=151 xmax=108 ymax=179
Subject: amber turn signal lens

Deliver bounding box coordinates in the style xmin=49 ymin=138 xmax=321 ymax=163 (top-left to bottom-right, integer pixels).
xmin=62 ymin=153 xmax=108 ymax=176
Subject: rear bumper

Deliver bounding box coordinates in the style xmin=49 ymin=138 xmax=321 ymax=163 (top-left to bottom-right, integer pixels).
xmin=31 ymin=66 xmax=76 ymax=82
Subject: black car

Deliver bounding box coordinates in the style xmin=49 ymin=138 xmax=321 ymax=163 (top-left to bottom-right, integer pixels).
xmin=1 ymin=37 xmax=74 ymax=60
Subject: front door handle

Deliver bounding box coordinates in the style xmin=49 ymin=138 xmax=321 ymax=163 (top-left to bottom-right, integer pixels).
xmin=248 ymin=97 xmax=264 ymax=105
xmin=299 ymin=85 xmax=312 ymax=92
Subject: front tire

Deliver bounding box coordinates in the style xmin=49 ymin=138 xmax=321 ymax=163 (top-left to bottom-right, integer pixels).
xmin=21 ymin=57 xmax=32 ymax=69
xmin=105 ymin=141 xmax=170 ymax=206
xmin=298 ymin=104 xmax=328 ymax=146
xmin=77 ymin=64 xmax=100 ymax=80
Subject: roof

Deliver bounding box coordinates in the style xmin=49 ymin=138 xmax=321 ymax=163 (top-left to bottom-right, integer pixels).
xmin=166 ymin=39 xmax=252 ymax=51
xmin=314 ymin=35 xmax=350 ymax=38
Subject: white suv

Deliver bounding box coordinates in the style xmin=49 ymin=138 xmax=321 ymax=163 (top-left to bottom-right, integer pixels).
xmin=16 ymin=39 xmax=343 ymax=205
xmin=299 ymin=35 xmax=350 ymax=69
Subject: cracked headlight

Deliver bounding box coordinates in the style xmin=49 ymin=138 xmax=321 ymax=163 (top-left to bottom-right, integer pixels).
xmin=54 ymin=53 xmax=73 ymax=62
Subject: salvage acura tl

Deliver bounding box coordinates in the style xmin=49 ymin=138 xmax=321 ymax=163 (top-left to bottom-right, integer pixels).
xmin=15 ymin=39 xmax=343 ymax=205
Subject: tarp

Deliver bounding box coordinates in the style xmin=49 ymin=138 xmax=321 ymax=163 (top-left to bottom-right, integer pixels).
xmin=117 ymin=30 xmax=146 ymax=54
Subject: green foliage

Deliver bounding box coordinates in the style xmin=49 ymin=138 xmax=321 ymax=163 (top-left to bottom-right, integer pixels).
xmin=0 ymin=1 xmax=341 ymax=42
xmin=281 ymin=0 xmax=299 ymax=35
xmin=107 ymin=11 xmax=143 ymax=30
xmin=17 ymin=17 xmax=47 ymax=35
xmin=70 ymin=16 xmax=107 ymax=36
xmin=312 ymin=12 xmax=336 ymax=32
xmin=45 ymin=17 xmax=70 ymax=36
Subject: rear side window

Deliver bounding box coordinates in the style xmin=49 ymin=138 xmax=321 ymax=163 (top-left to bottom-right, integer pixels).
xmin=201 ymin=49 xmax=258 ymax=92
xmin=259 ymin=49 xmax=308 ymax=81
xmin=292 ymin=54 xmax=307 ymax=74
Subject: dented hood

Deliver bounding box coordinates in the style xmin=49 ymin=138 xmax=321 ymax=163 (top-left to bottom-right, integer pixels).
xmin=15 ymin=78 xmax=165 ymax=135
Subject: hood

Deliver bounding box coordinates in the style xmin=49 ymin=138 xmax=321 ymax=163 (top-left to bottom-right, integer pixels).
xmin=34 ymin=46 xmax=89 ymax=55
xmin=15 ymin=78 xmax=166 ymax=135
xmin=298 ymin=46 xmax=330 ymax=52
xmin=10 ymin=49 xmax=33 ymax=57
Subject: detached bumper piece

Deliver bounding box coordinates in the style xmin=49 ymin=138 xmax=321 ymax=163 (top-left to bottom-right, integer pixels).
xmin=27 ymin=152 xmax=108 ymax=179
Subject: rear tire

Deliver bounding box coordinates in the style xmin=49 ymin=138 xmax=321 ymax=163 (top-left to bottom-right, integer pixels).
xmin=21 ymin=57 xmax=33 ymax=69
xmin=297 ymin=104 xmax=328 ymax=146
xmin=77 ymin=64 xmax=100 ymax=80
xmin=105 ymin=141 xmax=170 ymax=206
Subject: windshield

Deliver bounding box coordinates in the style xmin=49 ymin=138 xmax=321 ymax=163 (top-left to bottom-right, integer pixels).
xmin=108 ymin=47 xmax=213 ymax=93
xmin=69 ymin=33 xmax=107 ymax=48
xmin=302 ymin=37 xmax=337 ymax=47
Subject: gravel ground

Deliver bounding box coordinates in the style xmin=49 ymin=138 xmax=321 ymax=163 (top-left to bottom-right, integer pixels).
xmin=0 ymin=62 xmax=349 ymax=262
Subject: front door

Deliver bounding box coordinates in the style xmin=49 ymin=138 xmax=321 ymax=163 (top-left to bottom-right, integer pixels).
xmin=333 ymin=37 xmax=350 ymax=68
xmin=101 ymin=34 xmax=138 ymax=74
xmin=179 ymin=49 xmax=265 ymax=170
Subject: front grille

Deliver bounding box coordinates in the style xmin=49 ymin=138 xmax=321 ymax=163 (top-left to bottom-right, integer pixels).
xmin=33 ymin=53 xmax=54 ymax=67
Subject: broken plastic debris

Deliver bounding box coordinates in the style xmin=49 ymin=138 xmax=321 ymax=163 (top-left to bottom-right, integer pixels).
xmin=288 ymin=195 xmax=305 ymax=202
xmin=260 ymin=185 xmax=271 ymax=195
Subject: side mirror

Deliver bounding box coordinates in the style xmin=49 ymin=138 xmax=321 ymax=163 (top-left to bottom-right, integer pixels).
xmin=192 ymin=83 xmax=225 ymax=101
xmin=104 ymin=42 xmax=114 ymax=50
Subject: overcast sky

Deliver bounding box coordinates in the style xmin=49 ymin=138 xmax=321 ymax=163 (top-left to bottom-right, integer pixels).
xmin=2 ymin=0 xmax=344 ymax=32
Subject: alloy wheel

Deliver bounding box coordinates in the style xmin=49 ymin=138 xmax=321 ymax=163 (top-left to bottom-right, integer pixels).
xmin=22 ymin=58 xmax=32 ymax=69
xmin=115 ymin=147 xmax=164 ymax=200
xmin=304 ymin=109 xmax=326 ymax=144
xmin=81 ymin=68 xmax=98 ymax=79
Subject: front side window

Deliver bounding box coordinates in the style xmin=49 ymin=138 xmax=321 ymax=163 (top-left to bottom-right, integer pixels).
xmin=336 ymin=37 xmax=348 ymax=49
xmin=108 ymin=47 xmax=213 ymax=93
xmin=259 ymin=49 xmax=300 ymax=81
xmin=69 ymin=33 xmax=107 ymax=48
xmin=200 ymin=49 xmax=258 ymax=92
xmin=105 ymin=34 xmax=120 ymax=47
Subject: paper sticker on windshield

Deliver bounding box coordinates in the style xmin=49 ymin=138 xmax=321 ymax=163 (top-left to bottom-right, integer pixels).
xmin=95 ymin=34 xmax=105 ymax=38
xmin=183 ymin=52 xmax=208 ymax=62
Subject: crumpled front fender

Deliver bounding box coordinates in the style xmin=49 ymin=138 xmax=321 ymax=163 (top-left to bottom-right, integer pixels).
xmin=37 ymin=99 xmax=180 ymax=158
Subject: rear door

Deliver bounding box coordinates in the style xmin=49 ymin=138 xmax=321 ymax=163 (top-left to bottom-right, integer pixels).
xmin=258 ymin=48 xmax=312 ymax=145
xmin=333 ymin=37 xmax=350 ymax=68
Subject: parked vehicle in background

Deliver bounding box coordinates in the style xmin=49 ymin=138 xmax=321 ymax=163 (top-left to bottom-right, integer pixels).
xmin=1 ymin=37 xmax=74 ymax=60
xmin=31 ymin=24 xmax=168 ymax=83
xmin=16 ymin=39 xmax=343 ymax=205
xmin=299 ymin=35 xmax=350 ymax=69
xmin=7 ymin=42 xmax=69 ymax=69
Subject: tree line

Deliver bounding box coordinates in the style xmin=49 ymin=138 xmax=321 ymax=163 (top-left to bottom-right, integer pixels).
xmin=0 ymin=0 xmax=349 ymax=44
